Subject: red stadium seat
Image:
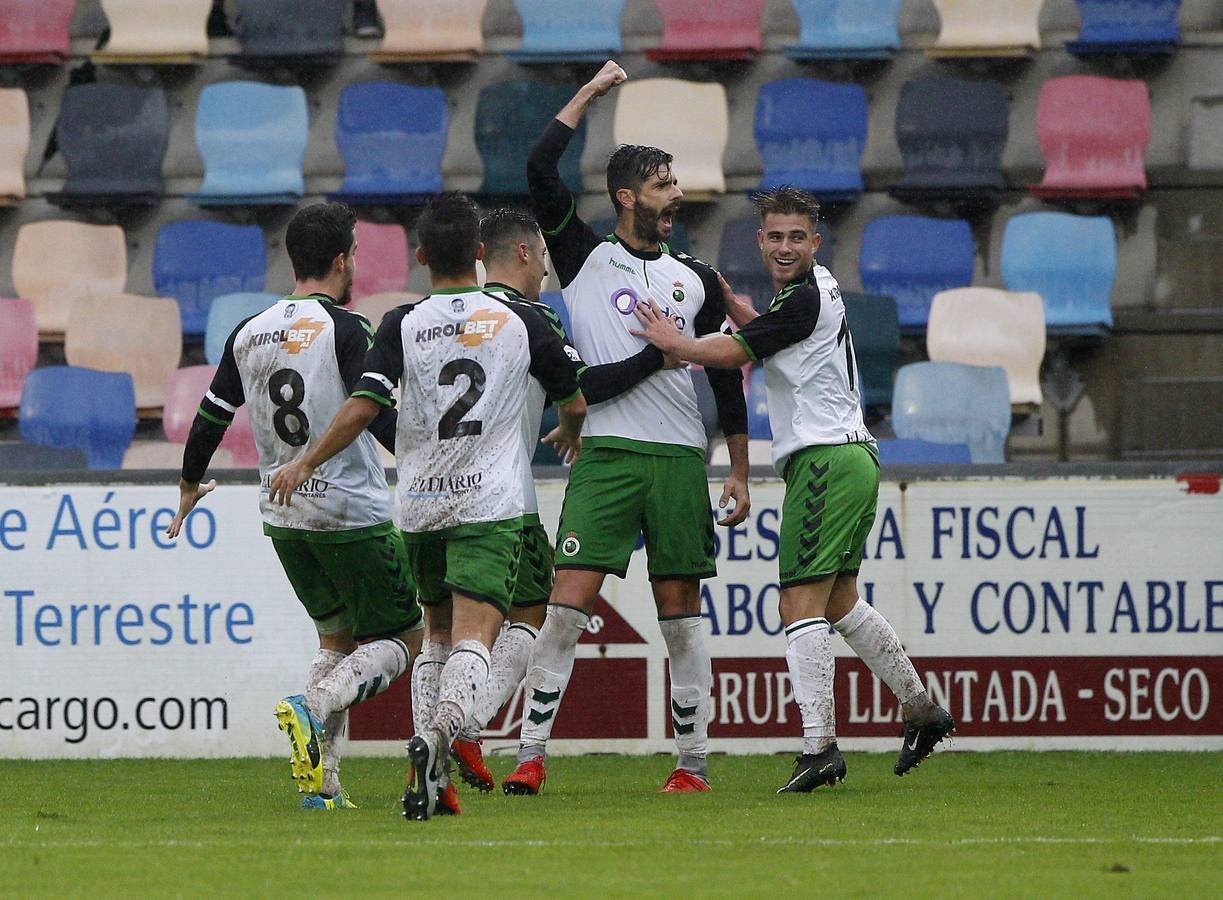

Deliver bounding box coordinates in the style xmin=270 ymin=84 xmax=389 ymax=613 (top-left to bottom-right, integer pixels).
xmin=1031 ymin=76 xmax=1150 ymax=199
xmin=0 ymin=0 xmax=75 ymax=64
xmin=0 ymin=298 xmax=37 ymax=413
xmin=353 ymin=221 xmax=409 ymax=300
xmin=164 ymin=365 xmax=259 ymax=468
xmin=645 ymin=0 xmax=763 ymax=61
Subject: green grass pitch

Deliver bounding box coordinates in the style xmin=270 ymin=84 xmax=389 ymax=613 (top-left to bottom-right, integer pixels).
xmin=4 ymin=752 xmax=1219 ymax=897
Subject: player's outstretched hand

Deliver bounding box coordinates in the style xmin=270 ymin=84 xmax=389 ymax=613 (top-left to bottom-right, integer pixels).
xmin=166 ymin=478 xmax=217 ymax=539
xmin=630 ymin=300 xmax=684 ymax=355
xmin=717 ymin=472 xmax=751 ymax=528
xmin=586 ymin=60 xmax=628 ymax=98
xmin=268 ymin=460 xmax=314 ymax=507
xmin=542 ymin=425 xmax=582 ymax=466
xmin=719 ymin=273 xmax=757 ymax=328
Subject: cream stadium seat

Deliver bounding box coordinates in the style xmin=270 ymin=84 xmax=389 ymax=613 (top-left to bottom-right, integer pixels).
xmin=369 ymin=0 xmax=487 ymax=62
xmin=613 ymin=78 xmax=728 ymax=200
xmin=65 ymin=293 xmax=182 ymax=416
xmin=927 ymin=287 xmax=1046 ymax=409
xmin=92 ymin=0 xmax=210 ymax=65
xmin=0 ymin=87 xmax=29 ymax=205
xmin=927 ymin=0 xmax=1041 ymax=58
xmin=12 ymin=221 xmax=128 ymax=340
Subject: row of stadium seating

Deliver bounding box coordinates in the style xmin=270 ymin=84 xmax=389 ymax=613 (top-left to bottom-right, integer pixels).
xmin=0 ymin=0 xmax=1195 ymax=67
xmin=0 ymin=73 xmax=1181 ymax=210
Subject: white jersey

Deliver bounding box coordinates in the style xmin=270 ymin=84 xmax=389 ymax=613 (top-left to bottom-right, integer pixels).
xmin=731 ymin=266 xmax=875 ymax=473
xmin=202 ymin=294 xmax=392 ymax=533
xmin=355 ymin=287 xmax=580 ymax=534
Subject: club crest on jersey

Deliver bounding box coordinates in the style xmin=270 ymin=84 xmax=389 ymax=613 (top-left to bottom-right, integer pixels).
xmin=671 ymin=281 xmax=685 ymax=303
xmin=284 ymin=303 xmax=296 ymax=317
xmin=451 ymin=297 xmax=466 ymax=313
xmin=456 ymin=309 xmax=509 ymax=348
xmin=560 ymin=532 xmax=581 ymax=557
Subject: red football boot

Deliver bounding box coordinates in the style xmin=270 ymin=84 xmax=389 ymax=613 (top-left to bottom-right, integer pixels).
xmin=502 ymin=755 xmax=546 ymax=796
xmin=660 ymin=768 xmax=711 ymax=793
xmin=450 ymin=737 xmax=494 ymax=792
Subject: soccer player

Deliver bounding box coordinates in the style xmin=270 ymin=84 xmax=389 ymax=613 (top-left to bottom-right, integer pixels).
xmin=269 ymin=192 xmax=586 ymax=821
xmin=504 ymin=60 xmax=751 ymax=796
xmin=167 ymin=202 xmax=424 ymax=810
xmin=630 ymin=186 xmax=956 ymax=793
xmin=447 ymin=208 xmax=685 ymax=792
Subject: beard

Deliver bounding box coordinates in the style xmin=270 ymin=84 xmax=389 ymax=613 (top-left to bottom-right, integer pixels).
xmin=632 ymin=201 xmax=677 ymax=246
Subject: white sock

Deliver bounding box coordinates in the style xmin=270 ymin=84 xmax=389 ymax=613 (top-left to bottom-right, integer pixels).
xmin=785 ymin=618 xmax=836 ymax=755
xmin=433 ymin=639 xmax=491 ymax=746
xmin=832 ymin=599 xmax=925 ymax=707
xmin=518 ymin=605 xmax=588 ymax=763
xmin=305 ymin=648 xmax=347 ymax=796
xmin=411 ymin=639 xmax=450 ymax=738
xmin=465 ymin=621 xmax=539 ymax=738
xmin=659 ymin=615 xmax=712 ymax=778
xmin=307 ymin=638 xmax=410 ymax=721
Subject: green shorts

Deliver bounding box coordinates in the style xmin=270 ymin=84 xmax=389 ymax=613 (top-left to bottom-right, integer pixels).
xmin=512 ymin=517 xmax=554 ymax=608
xmin=405 ymin=521 xmax=524 ymax=614
xmin=779 ymin=442 xmax=879 ymax=587
xmin=271 ymin=523 xmax=423 ymax=640
xmin=555 ymin=442 xmax=715 ymax=581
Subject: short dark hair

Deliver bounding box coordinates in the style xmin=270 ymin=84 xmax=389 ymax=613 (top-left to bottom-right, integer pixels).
xmin=285 ymin=202 xmax=357 ymax=281
xmin=416 ymin=191 xmax=482 ymax=278
xmin=606 ymin=144 xmax=674 ymax=213
xmin=752 ymin=186 xmax=821 ymax=228
xmin=480 ymin=208 xmax=541 ymax=267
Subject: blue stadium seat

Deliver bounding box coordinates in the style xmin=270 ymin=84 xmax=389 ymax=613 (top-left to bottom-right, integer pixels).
xmin=476 ymin=82 xmax=585 ymax=196
xmin=785 ymin=0 xmax=901 ymax=61
xmin=508 ymin=0 xmax=625 ymax=63
xmin=842 ymin=292 xmax=899 ymax=408
xmin=589 ymin=217 xmax=691 ymax=255
xmin=892 ymin=361 xmax=1011 ymax=463
xmin=0 ymin=442 xmax=88 ymax=470
xmin=747 ymin=365 xmax=771 ymax=440
xmin=205 ymin=292 xmax=279 ymax=364
xmin=234 ymin=0 xmax=344 ymax=67
xmin=193 ymin=82 xmax=308 ymax=206
xmin=1067 ymin=0 xmax=1182 ymax=57
xmin=153 ymin=221 xmax=266 ymax=338
xmin=859 ymin=216 xmax=974 ymax=331
xmin=47 ymin=83 xmax=168 ymax=208
xmin=538 ymin=292 xmax=572 ymax=340
xmin=877 ymin=437 xmax=972 ymax=465
xmin=890 ymin=77 xmax=1008 ymax=205
xmin=754 ymin=79 xmax=867 ymax=202
xmin=718 ymin=216 xmax=773 ymax=311
xmin=19 ymin=366 xmax=136 ymax=469
xmin=332 ymin=82 xmax=446 ymax=205
xmin=1001 ymin=212 xmax=1116 ymax=336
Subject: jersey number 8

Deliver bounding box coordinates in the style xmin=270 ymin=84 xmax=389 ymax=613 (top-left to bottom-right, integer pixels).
xmin=269 ymin=368 xmax=310 ymax=446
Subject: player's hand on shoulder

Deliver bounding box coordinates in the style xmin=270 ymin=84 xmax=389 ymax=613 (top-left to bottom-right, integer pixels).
xmin=166 ymin=478 xmax=217 ymax=539
xmin=587 ymin=60 xmax=628 ymax=98
xmin=719 ymin=273 xmax=757 ymax=328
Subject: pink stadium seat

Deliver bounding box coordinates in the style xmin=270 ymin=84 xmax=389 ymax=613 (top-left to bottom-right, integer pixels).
xmin=646 ymin=0 xmax=764 ymax=61
xmin=353 ymin=221 xmax=409 ymax=300
xmin=163 ymin=365 xmax=259 ymax=467
xmin=1032 ymin=76 xmax=1150 ymax=199
xmin=0 ymin=0 xmax=75 ymax=64
xmin=0 ymin=298 xmax=37 ymax=413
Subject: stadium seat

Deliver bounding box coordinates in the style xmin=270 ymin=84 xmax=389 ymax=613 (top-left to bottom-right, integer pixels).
xmin=784 ymin=0 xmax=901 ymax=60
xmin=1066 ymin=0 xmax=1182 ymax=57
xmin=12 ymin=221 xmax=127 ymax=339
xmin=1187 ymin=95 xmax=1223 ymax=171
xmin=0 ymin=298 xmax=37 ymax=412
xmin=746 ymin=366 xmax=771 ymax=440
xmin=332 ymin=82 xmax=446 ymax=205
xmin=233 ymin=0 xmax=344 ymax=67
xmin=1031 ymin=76 xmax=1150 ymax=200
xmin=858 ymin=215 xmax=974 ymax=331
xmin=153 ymin=220 xmax=267 ymax=338
xmin=646 ymin=0 xmax=764 ymax=62
xmin=93 ymin=0 xmax=210 ymax=65
xmin=1001 ymin=212 xmax=1116 ymax=335
xmin=754 ymin=79 xmax=867 ymax=202
xmin=890 ymin=77 xmax=1008 ymax=205
xmin=891 ymin=361 xmax=1011 ymax=464
xmin=842 ymin=292 xmax=899 ymax=408
xmin=46 ymin=83 xmax=169 ymax=208
xmin=927 ymin=287 xmax=1046 ymax=407
xmin=193 ymin=82 xmax=308 ymax=206
xmin=369 ymin=0 xmax=487 ymax=62
xmin=927 ymin=0 xmax=1042 ymax=58
xmin=205 ymin=292 xmax=278 ymax=365
xmin=124 ymin=440 xmax=216 ymax=470
xmin=613 ymin=79 xmax=728 ymax=201
xmin=718 ymin=217 xmax=772 ymax=310
xmin=0 ymin=88 xmax=28 ymax=205
xmin=19 ymin=366 xmax=136 ymax=469
xmin=589 ymin=217 xmax=690 ymax=255
xmin=876 ymin=437 xmax=972 ymax=465
xmin=351 ymin=291 xmax=422 ymax=328
xmin=0 ymin=441 xmax=88 ymax=470
xmin=0 ymin=0 xmax=74 ymax=64
xmin=509 ymin=0 xmax=624 ymax=63
xmin=476 ymin=82 xmax=585 ymax=196
xmin=353 ymin=221 xmax=409 ymax=299
xmin=65 ymin=293 xmax=182 ymax=415
xmin=163 ymin=364 xmax=258 ymax=467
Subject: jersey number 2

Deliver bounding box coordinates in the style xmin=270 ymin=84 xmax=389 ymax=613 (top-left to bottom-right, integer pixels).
xmin=269 ymin=368 xmax=310 ymax=446
xmin=438 ymin=359 xmax=485 ymax=440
